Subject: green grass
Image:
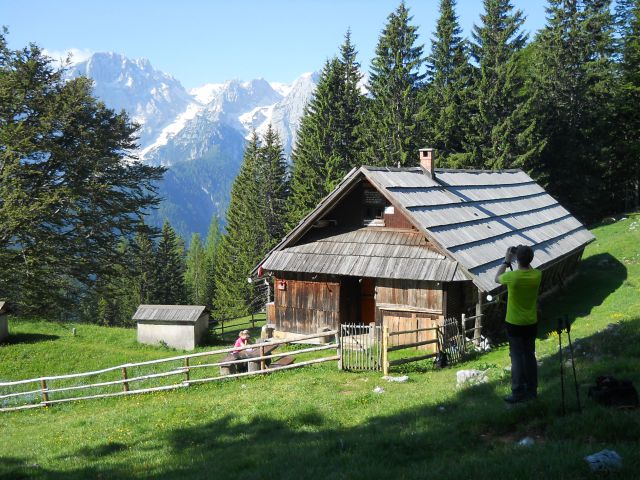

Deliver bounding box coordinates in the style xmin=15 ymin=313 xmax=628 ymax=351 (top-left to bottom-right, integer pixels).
xmin=2 ymin=214 xmax=640 ymax=479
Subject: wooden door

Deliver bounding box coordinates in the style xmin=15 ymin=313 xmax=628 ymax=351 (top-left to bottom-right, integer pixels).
xmin=360 ymin=277 xmax=376 ymax=324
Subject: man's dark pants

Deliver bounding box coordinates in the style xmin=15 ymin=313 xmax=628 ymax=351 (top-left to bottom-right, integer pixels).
xmin=506 ymin=323 xmax=538 ymax=398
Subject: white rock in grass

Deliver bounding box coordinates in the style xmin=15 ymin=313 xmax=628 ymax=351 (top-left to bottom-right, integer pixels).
xmin=373 ymin=386 xmax=385 ymax=394
xmin=456 ymin=369 xmax=488 ymax=387
xmin=517 ymin=437 xmax=535 ymax=447
xmin=383 ymin=375 xmax=409 ymax=383
xmin=584 ymin=449 xmax=622 ymax=472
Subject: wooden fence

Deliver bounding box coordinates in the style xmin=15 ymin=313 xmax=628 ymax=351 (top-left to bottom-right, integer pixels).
xmin=381 ymin=314 xmax=484 ymax=374
xmin=0 ymin=330 xmax=338 ymax=413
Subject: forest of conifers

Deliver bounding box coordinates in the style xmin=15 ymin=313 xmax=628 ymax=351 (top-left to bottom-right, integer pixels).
xmin=1 ymin=0 xmax=638 ymax=324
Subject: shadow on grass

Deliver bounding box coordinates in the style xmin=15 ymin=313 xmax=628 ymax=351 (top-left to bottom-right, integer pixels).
xmin=538 ymin=253 xmax=627 ymax=337
xmin=1 ymin=332 xmax=59 ymax=345
xmin=5 ymin=320 xmax=640 ymax=479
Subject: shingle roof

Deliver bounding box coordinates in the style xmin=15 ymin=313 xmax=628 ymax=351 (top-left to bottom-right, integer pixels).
xmin=363 ymin=167 xmax=594 ymax=292
xmin=256 ymin=165 xmax=594 ymax=293
xmin=0 ymin=301 xmax=8 ymax=314
xmin=133 ymin=305 xmax=208 ymax=323
xmin=262 ymin=228 xmax=466 ymax=282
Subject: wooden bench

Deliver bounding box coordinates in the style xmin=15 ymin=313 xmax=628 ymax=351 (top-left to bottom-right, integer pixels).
xmin=271 ymin=355 xmax=295 ymax=369
xmin=219 ymin=354 xmax=238 ymax=376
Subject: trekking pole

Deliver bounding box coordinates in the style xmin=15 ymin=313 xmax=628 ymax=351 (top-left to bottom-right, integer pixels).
xmin=564 ymin=315 xmax=582 ymax=413
xmin=557 ymin=318 xmax=566 ymax=415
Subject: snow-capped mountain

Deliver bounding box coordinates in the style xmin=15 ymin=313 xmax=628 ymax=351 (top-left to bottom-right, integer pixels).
xmin=68 ymin=52 xmax=319 ymax=239
xmin=68 ymin=53 xmax=194 ymax=148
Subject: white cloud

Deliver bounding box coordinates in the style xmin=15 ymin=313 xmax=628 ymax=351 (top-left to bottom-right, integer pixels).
xmin=43 ymin=48 xmax=93 ymax=66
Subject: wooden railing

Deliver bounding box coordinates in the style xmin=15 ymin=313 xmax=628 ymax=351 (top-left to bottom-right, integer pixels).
xmin=0 ymin=330 xmax=338 ymax=413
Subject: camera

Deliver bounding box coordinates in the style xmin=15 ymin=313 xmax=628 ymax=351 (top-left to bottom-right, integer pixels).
xmin=508 ymin=246 xmax=518 ymax=255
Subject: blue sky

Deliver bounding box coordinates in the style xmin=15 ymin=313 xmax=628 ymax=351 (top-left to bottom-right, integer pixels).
xmin=2 ymin=0 xmax=547 ymax=88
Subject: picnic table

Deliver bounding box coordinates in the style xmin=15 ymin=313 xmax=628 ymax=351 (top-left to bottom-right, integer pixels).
xmin=219 ymin=342 xmax=279 ymax=376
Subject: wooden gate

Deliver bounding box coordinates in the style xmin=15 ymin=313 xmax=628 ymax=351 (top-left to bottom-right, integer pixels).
xmin=339 ymin=323 xmax=382 ymax=371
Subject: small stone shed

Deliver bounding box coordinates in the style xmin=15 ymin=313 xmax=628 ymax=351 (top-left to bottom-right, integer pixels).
xmin=0 ymin=301 xmax=10 ymax=343
xmin=134 ymin=305 xmax=209 ymax=350
xmin=255 ymin=149 xmax=595 ymax=342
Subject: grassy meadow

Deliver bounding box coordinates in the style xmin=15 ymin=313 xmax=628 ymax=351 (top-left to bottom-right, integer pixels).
xmin=1 ymin=214 xmax=640 ymax=479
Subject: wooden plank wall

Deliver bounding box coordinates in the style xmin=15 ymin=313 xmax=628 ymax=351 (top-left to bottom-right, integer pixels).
xmin=376 ymin=278 xmax=442 ymax=311
xmin=376 ymin=278 xmax=443 ymax=351
xmin=274 ymin=274 xmax=340 ymax=335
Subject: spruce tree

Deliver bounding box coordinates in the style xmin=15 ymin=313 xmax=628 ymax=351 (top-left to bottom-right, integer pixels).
xmin=614 ymin=0 xmax=640 ymax=210
xmin=358 ymin=2 xmax=425 ymax=167
xmin=0 ymin=32 xmax=165 ymax=314
xmin=213 ymin=133 xmax=263 ymax=319
xmin=203 ymin=216 xmax=222 ymax=309
xmin=259 ymin=124 xmax=290 ymax=248
xmin=467 ymin=0 xmax=538 ymax=170
xmin=151 ymin=221 xmax=187 ymax=304
xmin=184 ymin=234 xmax=207 ymax=305
xmin=529 ymin=0 xmax=617 ymax=220
xmin=421 ymin=0 xmax=473 ymax=167
xmin=288 ymin=32 xmax=363 ymax=227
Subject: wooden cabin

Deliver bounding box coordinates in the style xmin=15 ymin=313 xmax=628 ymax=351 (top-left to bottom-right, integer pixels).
xmin=256 ymin=149 xmax=594 ymax=343
xmin=0 ymin=301 xmax=10 ymax=343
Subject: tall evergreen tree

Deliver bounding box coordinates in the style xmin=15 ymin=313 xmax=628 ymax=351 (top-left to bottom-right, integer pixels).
xmin=151 ymin=221 xmax=187 ymax=304
xmin=213 ymin=134 xmax=263 ymax=319
xmin=421 ymin=0 xmax=473 ymax=167
xmin=288 ymin=32 xmax=364 ymax=227
xmin=203 ymin=216 xmax=222 ymax=309
xmin=259 ymin=124 xmax=290 ymax=248
xmin=467 ymin=0 xmax=538 ymax=170
xmin=184 ymin=233 xmax=208 ymax=305
xmin=0 ymin=32 xmax=165 ymax=314
xmin=358 ymin=2 xmax=425 ymax=167
xmin=614 ymin=0 xmax=640 ymax=210
xmin=529 ymin=0 xmax=617 ymax=220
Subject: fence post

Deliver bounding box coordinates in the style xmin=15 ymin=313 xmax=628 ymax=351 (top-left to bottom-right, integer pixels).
xmin=40 ymin=379 xmax=49 ymax=407
xmin=336 ymin=331 xmax=342 ymax=370
xmin=474 ymin=289 xmax=483 ymax=345
xmin=252 ymin=314 xmax=255 ymax=329
xmin=184 ymin=358 xmax=190 ymax=384
xmin=121 ymin=367 xmax=129 ymax=392
xmin=382 ymin=325 xmax=389 ymax=376
xmin=461 ymin=314 xmax=467 ymax=354
xmin=260 ymin=346 xmax=266 ymax=371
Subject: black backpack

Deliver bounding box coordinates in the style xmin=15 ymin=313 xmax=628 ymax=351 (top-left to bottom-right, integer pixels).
xmin=588 ymin=376 xmax=639 ymax=408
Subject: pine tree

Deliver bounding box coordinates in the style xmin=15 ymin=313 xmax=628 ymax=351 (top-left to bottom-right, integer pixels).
xmin=614 ymin=0 xmax=640 ymax=210
xmin=421 ymin=0 xmax=473 ymax=167
xmin=0 ymin=32 xmax=165 ymax=314
xmin=358 ymin=2 xmax=425 ymax=167
xmin=466 ymin=0 xmax=538 ymax=170
xmin=203 ymin=216 xmax=222 ymax=309
xmin=288 ymin=32 xmax=363 ymax=228
xmin=131 ymin=229 xmax=157 ymax=306
xmin=529 ymin=0 xmax=617 ymax=220
xmin=259 ymin=124 xmax=289 ymax=249
xmin=213 ymin=134 xmax=263 ymax=319
xmin=184 ymin=234 xmax=208 ymax=305
xmin=151 ymin=221 xmax=187 ymax=304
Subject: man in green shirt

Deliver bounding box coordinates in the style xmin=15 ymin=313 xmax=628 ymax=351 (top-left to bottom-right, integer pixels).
xmin=494 ymin=245 xmax=542 ymax=403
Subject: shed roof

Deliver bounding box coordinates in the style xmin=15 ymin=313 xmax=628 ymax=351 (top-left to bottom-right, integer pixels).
xmin=0 ymin=301 xmax=9 ymax=315
xmin=257 ymin=166 xmax=594 ymax=293
xmin=133 ymin=305 xmax=208 ymax=323
xmin=263 ymin=227 xmax=466 ymax=282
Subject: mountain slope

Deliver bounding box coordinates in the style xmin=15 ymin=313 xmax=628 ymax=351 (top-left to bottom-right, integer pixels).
xmin=69 ymin=52 xmax=319 ymax=239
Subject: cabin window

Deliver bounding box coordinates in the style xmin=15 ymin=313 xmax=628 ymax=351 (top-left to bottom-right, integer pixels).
xmin=363 ymin=188 xmax=386 ymax=226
